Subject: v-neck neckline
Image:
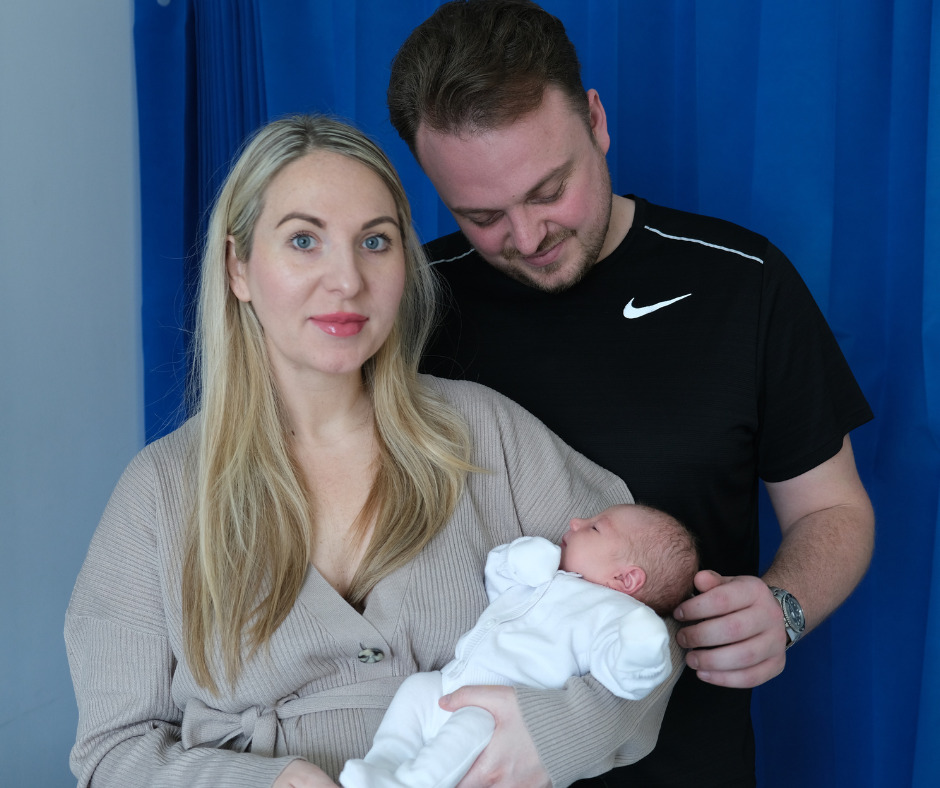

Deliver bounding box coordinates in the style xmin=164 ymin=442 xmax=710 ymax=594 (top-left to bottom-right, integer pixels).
xmin=295 ymin=559 xmax=417 ymax=654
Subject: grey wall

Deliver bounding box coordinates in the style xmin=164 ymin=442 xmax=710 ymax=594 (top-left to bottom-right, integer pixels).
xmin=0 ymin=2 xmax=143 ymax=785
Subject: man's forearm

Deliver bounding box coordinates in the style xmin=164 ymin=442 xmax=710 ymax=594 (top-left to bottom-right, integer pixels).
xmin=762 ymin=499 xmax=874 ymax=635
xmin=763 ymin=435 xmax=874 ymax=635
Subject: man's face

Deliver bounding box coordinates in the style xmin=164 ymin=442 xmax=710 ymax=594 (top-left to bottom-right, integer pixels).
xmin=415 ymin=87 xmax=616 ymax=293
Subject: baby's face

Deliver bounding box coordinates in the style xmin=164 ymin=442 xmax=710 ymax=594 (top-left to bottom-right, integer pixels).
xmin=559 ymin=505 xmax=640 ymax=588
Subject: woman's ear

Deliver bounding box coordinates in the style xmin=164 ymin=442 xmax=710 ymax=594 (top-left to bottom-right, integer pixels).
xmin=226 ymin=236 xmax=251 ymax=302
xmin=610 ymin=565 xmax=646 ymax=596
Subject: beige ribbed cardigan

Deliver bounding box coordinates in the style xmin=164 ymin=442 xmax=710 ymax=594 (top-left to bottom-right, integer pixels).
xmin=66 ymin=376 xmax=683 ymax=788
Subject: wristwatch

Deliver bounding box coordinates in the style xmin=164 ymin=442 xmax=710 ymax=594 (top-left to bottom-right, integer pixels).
xmin=769 ymin=586 xmax=805 ymax=650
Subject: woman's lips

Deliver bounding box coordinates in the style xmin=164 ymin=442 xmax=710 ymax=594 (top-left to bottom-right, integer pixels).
xmin=310 ymin=312 xmax=368 ymax=337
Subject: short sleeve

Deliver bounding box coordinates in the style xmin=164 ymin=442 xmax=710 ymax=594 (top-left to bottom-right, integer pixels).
xmin=756 ymin=244 xmax=873 ymax=482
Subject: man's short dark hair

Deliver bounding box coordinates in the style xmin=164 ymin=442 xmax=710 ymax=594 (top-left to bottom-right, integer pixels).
xmin=388 ymin=0 xmax=589 ymax=157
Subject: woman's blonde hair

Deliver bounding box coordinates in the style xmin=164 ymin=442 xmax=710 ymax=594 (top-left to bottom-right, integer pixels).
xmin=183 ymin=114 xmax=474 ymax=692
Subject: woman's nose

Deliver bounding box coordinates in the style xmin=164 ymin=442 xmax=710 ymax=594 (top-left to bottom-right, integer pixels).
xmin=323 ymin=247 xmax=364 ymax=295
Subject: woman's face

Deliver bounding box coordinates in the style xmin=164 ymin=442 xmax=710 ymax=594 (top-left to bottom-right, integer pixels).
xmin=227 ymin=151 xmax=407 ymax=387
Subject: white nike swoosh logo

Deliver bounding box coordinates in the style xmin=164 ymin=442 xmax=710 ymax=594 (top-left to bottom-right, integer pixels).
xmin=623 ymin=293 xmax=692 ymax=319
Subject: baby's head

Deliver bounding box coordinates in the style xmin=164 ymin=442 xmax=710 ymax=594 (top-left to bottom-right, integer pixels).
xmin=559 ymin=504 xmax=699 ymax=616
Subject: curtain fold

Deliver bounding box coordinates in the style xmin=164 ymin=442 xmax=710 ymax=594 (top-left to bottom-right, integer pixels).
xmin=914 ymin=5 xmax=940 ymax=783
xmin=133 ymin=1 xmax=939 ymax=785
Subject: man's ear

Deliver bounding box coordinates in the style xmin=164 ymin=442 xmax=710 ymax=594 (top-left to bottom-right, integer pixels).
xmin=226 ymin=236 xmax=251 ymax=303
xmin=586 ymin=89 xmax=611 ymax=155
xmin=610 ymin=565 xmax=646 ymax=596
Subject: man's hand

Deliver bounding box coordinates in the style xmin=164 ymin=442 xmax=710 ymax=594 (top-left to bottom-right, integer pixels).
xmin=273 ymin=759 xmax=340 ymax=788
xmin=440 ymin=685 xmax=551 ymax=788
xmin=673 ymin=570 xmax=787 ymax=688
xmin=674 ymin=437 xmax=874 ymax=690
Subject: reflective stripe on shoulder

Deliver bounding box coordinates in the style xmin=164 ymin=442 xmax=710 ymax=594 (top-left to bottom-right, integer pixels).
xmin=428 ymin=247 xmax=476 ymax=266
xmin=643 ymin=226 xmax=764 ymax=264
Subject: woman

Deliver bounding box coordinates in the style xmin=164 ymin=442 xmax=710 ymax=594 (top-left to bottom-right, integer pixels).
xmin=66 ymin=115 xmax=679 ymax=788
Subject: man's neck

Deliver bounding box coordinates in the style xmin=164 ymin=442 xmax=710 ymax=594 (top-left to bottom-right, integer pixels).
xmin=598 ymin=194 xmax=635 ymax=262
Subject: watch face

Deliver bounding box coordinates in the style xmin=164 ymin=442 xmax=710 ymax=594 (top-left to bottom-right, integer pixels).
xmin=783 ymin=594 xmax=805 ymax=631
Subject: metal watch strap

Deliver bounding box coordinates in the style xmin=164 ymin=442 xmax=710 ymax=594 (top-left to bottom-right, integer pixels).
xmin=769 ymin=586 xmax=805 ymax=650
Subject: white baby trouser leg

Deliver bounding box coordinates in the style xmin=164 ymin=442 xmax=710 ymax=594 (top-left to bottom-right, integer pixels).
xmin=339 ymin=671 xmax=496 ymax=788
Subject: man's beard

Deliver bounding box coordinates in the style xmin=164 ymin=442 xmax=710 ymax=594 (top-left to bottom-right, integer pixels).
xmin=498 ymin=197 xmax=612 ymax=294
xmin=496 ymin=162 xmax=613 ymax=293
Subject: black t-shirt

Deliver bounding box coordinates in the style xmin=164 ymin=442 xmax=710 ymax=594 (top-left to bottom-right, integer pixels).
xmin=421 ymin=197 xmax=873 ymax=786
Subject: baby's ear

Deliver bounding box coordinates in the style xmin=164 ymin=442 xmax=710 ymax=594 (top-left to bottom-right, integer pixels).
xmin=610 ymin=565 xmax=646 ymax=596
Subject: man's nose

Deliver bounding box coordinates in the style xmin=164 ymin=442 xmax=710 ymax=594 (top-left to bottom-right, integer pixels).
xmin=507 ymin=207 xmax=544 ymax=256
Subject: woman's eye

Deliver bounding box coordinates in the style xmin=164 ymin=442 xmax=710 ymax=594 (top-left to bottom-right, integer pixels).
xmin=291 ymin=233 xmax=317 ymax=251
xmin=363 ymin=233 xmax=391 ymax=252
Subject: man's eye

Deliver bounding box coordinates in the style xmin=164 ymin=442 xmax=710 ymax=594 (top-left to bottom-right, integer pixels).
xmin=468 ymin=213 xmax=500 ymax=228
xmin=534 ymin=186 xmax=564 ymax=204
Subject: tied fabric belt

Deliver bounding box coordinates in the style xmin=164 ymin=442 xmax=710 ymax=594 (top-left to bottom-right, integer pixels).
xmin=181 ymin=679 xmax=401 ymax=757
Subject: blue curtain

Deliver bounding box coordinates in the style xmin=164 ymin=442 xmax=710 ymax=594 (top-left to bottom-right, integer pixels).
xmin=134 ymin=1 xmax=939 ymax=784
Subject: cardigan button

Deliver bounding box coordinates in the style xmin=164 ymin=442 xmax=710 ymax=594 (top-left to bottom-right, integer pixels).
xmin=358 ymin=647 xmax=384 ymax=664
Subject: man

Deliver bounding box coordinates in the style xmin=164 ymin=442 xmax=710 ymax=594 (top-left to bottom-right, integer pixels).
xmin=388 ymin=1 xmax=874 ymax=786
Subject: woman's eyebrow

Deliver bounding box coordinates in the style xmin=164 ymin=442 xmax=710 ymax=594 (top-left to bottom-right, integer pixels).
xmin=275 ymin=213 xmax=399 ymax=231
xmin=362 ymin=216 xmax=400 ymax=231
xmin=276 ymin=212 xmax=324 ymax=228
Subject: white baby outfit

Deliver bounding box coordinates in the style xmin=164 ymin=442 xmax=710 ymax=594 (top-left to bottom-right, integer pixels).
xmin=339 ymin=536 xmax=671 ymax=788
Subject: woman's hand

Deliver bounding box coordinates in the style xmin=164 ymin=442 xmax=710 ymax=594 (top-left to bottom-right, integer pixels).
xmin=440 ymin=685 xmax=551 ymax=788
xmin=273 ymin=759 xmax=339 ymax=788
